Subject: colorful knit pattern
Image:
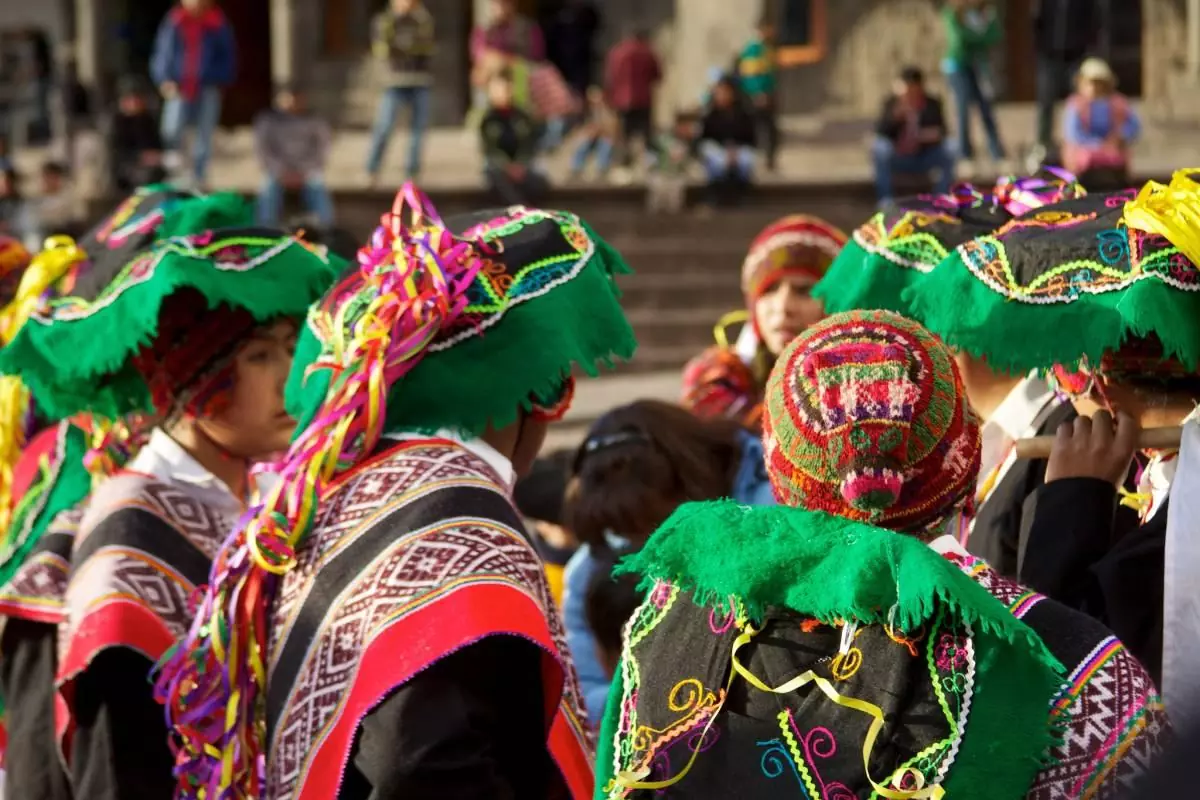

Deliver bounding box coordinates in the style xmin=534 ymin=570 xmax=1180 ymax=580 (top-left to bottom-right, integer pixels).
xmin=910 ymin=170 xmax=1200 ymax=374
xmin=762 ymin=310 xmax=981 ymax=534
xmin=741 ymin=215 xmax=848 ymax=301
xmin=129 ymin=290 xmax=257 ymax=420
xmin=680 ymin=345 xmax=763 ymax=429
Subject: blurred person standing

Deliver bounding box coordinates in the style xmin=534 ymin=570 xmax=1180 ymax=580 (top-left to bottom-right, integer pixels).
xmin=150 ymin=0 xmax=237 ymax=189
xmin=365 ymin=0 xmax=435 ymax=186
xmin=470 ymin=0 xmax=545 ymax=114
xmin=107 ymin=77 xmax=166 ymax=193
xmin=737 ymin=19 xmax=779 ymax=172
xmin=1031 ymin=0 xmax=1098 ymax=167
xmin=605 ymin=27 xmax=662 ymax=175
xmin=480 ymin=70 xmax=546 ymax=205
xmin=941 ymin=0 xmax=1006 ymax=173
xmin=253 ymin=86 xmax=334 ymax=230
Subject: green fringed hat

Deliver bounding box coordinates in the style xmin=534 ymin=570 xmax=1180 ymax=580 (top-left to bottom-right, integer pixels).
xmin=68 ymin=185 xmax=254 ymax=298
xmin=1 ymin=227 xmax=345 ymax=420
xmin=815 ymin=173 xmax=1086 ymax=315
xmin=287 ymin=194 xmax=637 ymax=437
xmin=906 ymin=171 xmax=1200 ymax=374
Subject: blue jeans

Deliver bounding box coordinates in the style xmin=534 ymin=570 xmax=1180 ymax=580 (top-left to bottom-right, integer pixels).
xmin=161 ymin=87 xmax=223 ymax=183
xmin=257 ymin=174 xmax=335 ymax=229
xmin=947 ymin=65 xmax=1004 ymax=161
xmin=366 ymin=85 xmax=431 ymax=177
xmin=570 ymin=136 xmax=613 ymax=174
xmin=871 ymin=138 xmax=956 ymax=202
xmin=699 ymin=141 xmax=755 ymax=181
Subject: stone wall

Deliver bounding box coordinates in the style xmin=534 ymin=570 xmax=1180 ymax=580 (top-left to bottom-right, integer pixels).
xmin=776 ymin=0 xmax=946 ymax=116
xmin=1141 ymin=0 xmax=1200 ymax=121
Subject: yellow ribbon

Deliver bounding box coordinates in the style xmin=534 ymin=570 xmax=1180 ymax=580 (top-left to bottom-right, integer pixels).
xmin=1121 ymin=168 xmax=1200 ymax=268
xmin=712 ymin=309 xmax=750 ymax=350
xmin=615 ymin=624 xmax=945 ymax=798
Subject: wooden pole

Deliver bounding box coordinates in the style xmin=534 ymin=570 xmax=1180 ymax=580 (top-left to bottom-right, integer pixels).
xmin=1014 ymin=426 xmax=1184 ymax=460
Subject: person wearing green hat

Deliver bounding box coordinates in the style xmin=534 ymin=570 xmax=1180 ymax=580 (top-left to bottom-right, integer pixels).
xmin=596 ymin=310 xmax=1166 ymax=800
xmin=0 ymin=216 xmax=341 ymax=800
xmin=816 ymin=171 xmax=1104 ymax=579
xmin=905 ymin=169 xmax=1200 ymax=720
xmin=155 ymin=185 xmax=637 ymax=799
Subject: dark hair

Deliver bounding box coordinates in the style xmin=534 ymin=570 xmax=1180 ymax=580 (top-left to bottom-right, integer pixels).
xmin=564 ymin=400 xmax=744 ymax=552
xmin=513 ymin=449 xmax=573 ymax=524
xmin=117 ymin=74 xmax=148 ymax=98
xmin=900 ymin=66 xmax=924 ymax=85
xmin=585 ymin=551 xmax=644 ymax=673
xmin=41 ymin=161 xmax=67 ymax=179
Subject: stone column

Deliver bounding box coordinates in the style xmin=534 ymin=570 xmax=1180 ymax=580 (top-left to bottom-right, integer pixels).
xmin=72 ymin=0 xmax=103 ymax=89
xmin=270 ymin=0 xmax=295 ymax=88
xmin=668 ymin=0 xmax=763 ymax=112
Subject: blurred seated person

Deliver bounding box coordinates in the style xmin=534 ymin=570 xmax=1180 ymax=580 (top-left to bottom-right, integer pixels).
xmin=108 ymin=77 xmax=166 ymax=193
xmin=1062 ymin=57 xmax=1140 ymax=188
xmin=872 ymin=66 xmax=955 ymax=204
xmin=480 ymin=70 xmax=547 ymax=205
xmin=253 ymin=85 xmax=334 ymax=230
xmin=0 ymin=169 xmax=36 ymax=250
xmin=646 ymin=110 xmax=697 ymax=214
xmin=34 ymin=161 xmax=81 ymax=237
xmin=568 ymin=86 xmax=617 ymax=182
xmin=698 ymin=77 xmax=755 ymax=207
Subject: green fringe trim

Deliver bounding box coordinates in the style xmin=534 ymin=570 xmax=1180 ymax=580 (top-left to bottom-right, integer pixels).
xmin=813 ymin=237 xmax=928 ymax=316
xmin=617 ymin=501 xmax=1066 ymax=799
xmin=2 ymin=231 xmax=345 ymax=420
xmin=905 ymin=245 xmax=1200 ymax=374
xmin=287 ymin=222 xmax=637 ymax=439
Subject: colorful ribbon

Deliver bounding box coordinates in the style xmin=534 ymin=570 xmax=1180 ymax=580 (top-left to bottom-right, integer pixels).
xmin=994 ymin=167 xmax=1084 ymax=217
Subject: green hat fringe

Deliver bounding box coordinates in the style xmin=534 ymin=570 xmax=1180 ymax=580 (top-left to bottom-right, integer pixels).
xmin=287 ymin=214 xmax=637 ymax=439
xmin=2 ymin=230 xmax=344 ymax=420
xmin=813 ymin=235 xmax=935 ymax=316
xmin=906 ymin=234 xmax=1200 ymax=375
xmin=618 ymin=500 xmax=1068 ymax=800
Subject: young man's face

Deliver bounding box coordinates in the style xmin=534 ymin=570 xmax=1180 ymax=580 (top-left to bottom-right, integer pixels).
xmin=180 ymin=0 xmax=211 ymax=12
xmin=712 ymin=83 xmax=735 ymax=108
xmin=759 ymin=24 xmax=776 ymax=43
xmin=41 ymin=170 xmax=63 ymax=193
xmin=277 ymin=90 xmax=301 ymax=113
xmin=200 ymin=319 xmax=300 ymax=459
xmin=392 ymin=0 xmax=417 ymax=12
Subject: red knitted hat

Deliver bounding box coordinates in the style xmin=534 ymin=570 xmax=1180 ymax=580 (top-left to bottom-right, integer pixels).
xmin=680 ymin=345 xmax=763 ymax=429
xmin=131 ymin=289 xmax=257 ymax=420
xmin=741 ymin=215 xmax=848 ymax=303
xmin=762 ymin=310 xmax=981 ymax=534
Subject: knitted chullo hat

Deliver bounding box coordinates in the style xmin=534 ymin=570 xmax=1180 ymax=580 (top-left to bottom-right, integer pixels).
xmin=907 ymin=169 xmax=1200 ymax=376
xmin=155 ymin=185 xmax=636 ymax=799
xmin=815 ymin=171 xmax=1085 ymax=316
xmin=762 ymin=309 xmax=981 ymax=535
xmin=741 ymin=214 xmax=847 ymax=302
